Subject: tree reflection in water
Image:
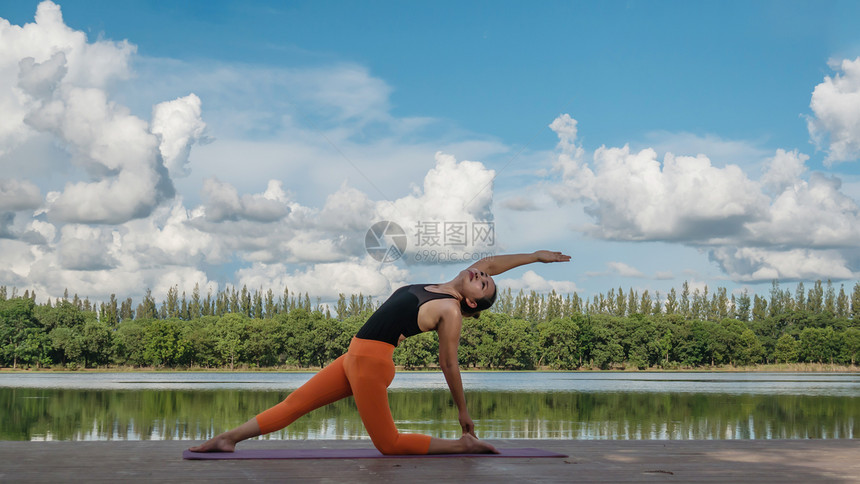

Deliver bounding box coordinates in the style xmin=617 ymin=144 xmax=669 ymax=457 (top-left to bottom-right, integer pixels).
xmin=2 ymin=388 xmax=856 ymax=441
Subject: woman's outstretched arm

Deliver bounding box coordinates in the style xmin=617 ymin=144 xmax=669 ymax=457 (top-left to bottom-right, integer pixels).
xmin=468 ymin=250 xmax=570 ymax=276
xmin=436 ymin=304 xmax=475 ymax=435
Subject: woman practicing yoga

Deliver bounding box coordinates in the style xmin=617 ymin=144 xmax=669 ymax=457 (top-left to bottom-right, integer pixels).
xmin=190 ymin=250 xmax=570 ymax=455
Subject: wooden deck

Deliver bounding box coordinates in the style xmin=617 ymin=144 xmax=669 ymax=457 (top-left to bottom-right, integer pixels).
xmin=0 ymin=439 xmax=857 ymax=483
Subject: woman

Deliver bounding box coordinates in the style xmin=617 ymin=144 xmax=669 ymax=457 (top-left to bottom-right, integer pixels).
xmin=189 ymin=250 xmax=570 ymax=455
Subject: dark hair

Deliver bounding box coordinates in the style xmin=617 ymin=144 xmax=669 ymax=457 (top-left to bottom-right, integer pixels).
xmin=460 ymin=285 xmax=498 ymax=319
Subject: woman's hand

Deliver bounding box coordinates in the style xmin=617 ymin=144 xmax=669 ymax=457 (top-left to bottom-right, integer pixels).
xmin=459 ymin=410 xmax=476 ymax=437
xmin=533 ymin=250 xmax=571 ymax=263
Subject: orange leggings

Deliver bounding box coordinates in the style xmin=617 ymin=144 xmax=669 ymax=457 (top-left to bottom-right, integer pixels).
xmin=255 ymin=337 xmax=432 ymax=455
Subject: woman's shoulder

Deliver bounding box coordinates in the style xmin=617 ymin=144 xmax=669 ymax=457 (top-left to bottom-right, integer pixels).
xmin=415 ymin=284 xmax=457 ymax=298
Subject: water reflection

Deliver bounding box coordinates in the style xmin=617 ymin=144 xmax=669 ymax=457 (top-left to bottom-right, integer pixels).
xmin=1 ymin=387 xmax=856 ymax=441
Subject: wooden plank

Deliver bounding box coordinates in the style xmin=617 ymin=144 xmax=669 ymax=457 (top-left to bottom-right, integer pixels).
xmin=0 ymin=439 xmax=857 ymax=483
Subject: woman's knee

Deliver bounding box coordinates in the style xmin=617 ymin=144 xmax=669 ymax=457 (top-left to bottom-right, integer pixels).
xmin=368 ymin=431 xmax=398 ymax=455
xmin=371 ymin=433 xmax=430 ymax=455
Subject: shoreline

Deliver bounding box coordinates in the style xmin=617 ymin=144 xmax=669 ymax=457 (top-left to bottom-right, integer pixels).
xmin=2 ymin=363 xmax=858 ymax=373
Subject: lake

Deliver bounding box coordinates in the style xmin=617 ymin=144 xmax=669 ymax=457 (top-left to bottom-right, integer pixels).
xmin=1 ymin=372 xmax=857 ymax=441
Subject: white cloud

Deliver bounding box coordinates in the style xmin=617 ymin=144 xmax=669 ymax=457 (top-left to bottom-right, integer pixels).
xmin=761 ymin=149 xmax=808 ymax=193
xmin=548 ymin=113 xmax=860 ymax=283
xmin=121 ymin=200 xmax=221 ymax=267
xmin=640 ymin=131 xmax=769 ymax=168
xmin=318 ymin=183 xmax=376 ymax=232
xmin=551 ymin=127 xmax=768 ymax=243
xmin=0 ymin=178 xmax=41 ymax=211
xmin=297 ymin=64 xmax=393 ymax=123
xmin=496 ymin=270 xmax=578 ymax=294
xmin=584 ymin=261 xmax=659 ymax=280
xmin=25 ymin=78 xmax=176 ymax=224
xmin=0 ymin=3 xmax=512 ymax=305
xmin=710 ymin=247 xmax=854 ymax=282
xmin=200 ymin=178 xmax=290 ymax=223
xmin=190 ymin=153 xmax=499 ymax=267
xmin=607 ymin=261 xmax=646 ymax=278
xmin=376 ymin=152 xmax=496 ymax=262
xmin=124 ymin=56 xmax=395 ymax=136
xmin=654 ymin=271 xmax=674 ymax=280
xmin=550 ymin=115 xmax=769 ymax=245
xmin=746 ymin=171 xmax=860 ymax=248
xmin=57 ymin=224 xmax=117 ymax=270
xmin=0 ymin=2 xmax=199 ymax=225
xmin=151 ymin=267 xmax=214 ymax=303
xmin=236 ymin=258 xmax=410 ymax=302
xmin=0 ymin=1 xmax=134 ymax=156
xmin=549 ymin=114 xmax=583 ymax=159
xmin=282 ymin=233 xmax=347 ymax=264
xmin=151 ymin=93 xmax=208 ymax=178
xmin=500 ymin=196 xmax=539 ymax=211
xmin=808 ymin=57 xmax=860 ymax=164
xmin=0 ymin=238 xmax=40 ymax=284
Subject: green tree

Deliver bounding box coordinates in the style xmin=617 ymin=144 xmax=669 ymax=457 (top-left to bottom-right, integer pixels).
xmin=178 ymin=317 xmax=218 ymax=367
xmin=393 ymin=332 xmax=438 ymax=369
xmin=680 ymin=282 xmax=691 ymax=319
xmin=576 ymin=316 xmax=596 ymax=367
xmin=773 ymin=334 xmax=799 ymax=364
xmin=40 ymin=300 xmax=87 ymax=331
xmin=243 ymin=318 xmax=283 ymax=367
xmin=113 ymin=319 xmax=148 ymax=366
xmin=799 ymin=327 xmax=835 ymax=363
xmin=752 ymin=295 xmax=768 ymax=322
xmin=687 ymin=320 xmax=728 ymax=366
xmin=655 ymin=324 xmax=673 ymax=367
xmin=852 ymin=283 xmax=860 ymax=321
xmin=664 ymin=288 xmax=678 ymax=315
xmin=100 ymin=294 xmax=119 ymax=327
xmin=164 ymin=285 xmax=180 ymax=319
xmin=137 ymin=289 xmax=157 ymax=320
xmin=48 ymin=327 xmax=83 ymax=367
xmin=214 ymin=314 xmax=246 ymax=370
xmin=737 ymin=328 xmax=764 ymax=366
xmin=590 ymin=316 xmax=623 ymax=369
xmin=458 ymin=313 xmax=495 ymax=368
xmin=0 ymin=298 xmax=40 ymax=368
xmin=836 ymin=285 xmax=849 ymax=318
xmin=189 ymin=284 xmax=202 ymax=320
xmin=82 ymin=319 xmax=114 ymax=367
xmin=807 ymin=281 xmax=824 ymax=314
xmin=493 ymin=317 xmax=537 ymax=369
xmin=839 ymin=328 xmax=860 ymax=365
xmin=625 ymin=315 xmax=658 ymax=369
xmin=119 ymin=297 xmax=134 ymax=321
xmin=537 ymin=317 xmax=580 ymax=370
xmin=735 ymin=290 xmax=751 ymax=321
xmin=143 ymin=319 xmax=184 ymax=367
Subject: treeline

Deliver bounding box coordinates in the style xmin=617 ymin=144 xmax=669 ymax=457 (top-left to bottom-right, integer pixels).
xmin=0 ymin=281 xmax=858 ymax=370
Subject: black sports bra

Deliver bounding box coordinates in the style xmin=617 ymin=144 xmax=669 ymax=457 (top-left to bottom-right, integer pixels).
xmin=354 ymin=284 xmax=457 ymax=346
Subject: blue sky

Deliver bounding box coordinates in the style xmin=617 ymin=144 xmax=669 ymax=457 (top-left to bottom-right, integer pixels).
xmin=2 ymin=0 xmax=860 ymax=307
xmin=6 ymin=1 xmax=856 ymax=152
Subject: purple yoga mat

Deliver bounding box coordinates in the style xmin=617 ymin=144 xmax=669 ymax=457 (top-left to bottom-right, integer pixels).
xmin=183 ymin=448 xmax=567 ymax=460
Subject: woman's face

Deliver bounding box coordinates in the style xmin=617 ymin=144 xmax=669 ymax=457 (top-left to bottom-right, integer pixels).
xmin=461 ymin=267 xmax=496 ymax=303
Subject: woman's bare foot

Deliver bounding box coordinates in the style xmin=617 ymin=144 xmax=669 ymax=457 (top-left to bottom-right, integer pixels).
xmin=188 ymin=433 xmax=237 ymax=453
xmin=459 ymin=433 xmax=499 ymax=454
